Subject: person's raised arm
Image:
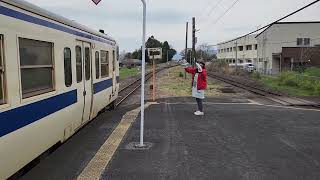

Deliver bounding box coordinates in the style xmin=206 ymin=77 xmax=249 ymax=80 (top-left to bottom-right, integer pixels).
xmin=185 ymin=66 xmax=196 ymax=74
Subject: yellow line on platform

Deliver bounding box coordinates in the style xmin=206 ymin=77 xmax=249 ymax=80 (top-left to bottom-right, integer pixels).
xmin=77 ymin=102 xmax=157 ymax=180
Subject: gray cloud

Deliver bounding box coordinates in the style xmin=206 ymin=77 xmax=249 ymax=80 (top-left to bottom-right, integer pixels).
xmin=26 ymin=0 xmax=320 ymax=52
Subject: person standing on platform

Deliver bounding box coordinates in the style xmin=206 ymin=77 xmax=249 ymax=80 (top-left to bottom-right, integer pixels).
xmin=185 ymin=61 xmax=207 ymax=116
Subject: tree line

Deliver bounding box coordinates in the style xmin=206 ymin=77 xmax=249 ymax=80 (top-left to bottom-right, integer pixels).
xmin=124 ymin=36 xmax=177 ymax=63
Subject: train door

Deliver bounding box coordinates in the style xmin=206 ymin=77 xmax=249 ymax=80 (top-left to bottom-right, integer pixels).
xmin=76 ymin=41 xmax=93 ymax=124
xmin=112 ymin=50 xmax=116 ymax=94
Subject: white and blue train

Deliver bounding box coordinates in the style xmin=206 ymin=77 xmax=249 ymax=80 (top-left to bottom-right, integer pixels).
xmin=0 ymin=0 xmax=119 ymax=178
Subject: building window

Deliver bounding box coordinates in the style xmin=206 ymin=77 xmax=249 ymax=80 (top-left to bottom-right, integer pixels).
xmin=297 ymin=38 xmax=310 ymax=46
xmin=64 ymin=48 xmax=72 ymax=87
xmin=116 ymin=46 xmax=119 ymax=61
xmin=85 ymin=47 xmax=90 ymax=80
xmin=304 ymin=38 xmax=310 ymax=46
xmin=100 ymin=50 xmax=109 ymax=77
xmin=76 ymin=46 xmax=82 ymax=83
xmin=233 ymin=47 xmax=236 ymax=51
xmin=19 ymin=38 xmax=54 ymax=98
xmin=255 ymin=44 xmax=258 ymax=50
xmin=230 ymin=48 xmax=233 ymax=52
xmin=0 ymin=35 xmax=5 ymax=104
xmin=239 ymin=46 xmax=243 ymax=51
xmin=95 ymin=51 xmax=100 ymax=79
xmin=246 ymin=45 xmax=252 ymax=50
xmin=297 ymin=38 xmax=303 ymax=46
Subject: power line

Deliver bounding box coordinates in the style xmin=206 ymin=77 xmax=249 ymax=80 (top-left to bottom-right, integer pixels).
xmin=201 ymin=0 xmax=240 ymax=30
xmin=199 ymin=0 xmax=224 ymax=23
xmin=217 ymin=0 xmax=320 ymax=46
xmin=211 ymin=0 xmax=240 ymax=25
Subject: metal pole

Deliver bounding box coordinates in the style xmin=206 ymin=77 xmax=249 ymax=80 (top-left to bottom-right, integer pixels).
xmin=235 ymin=41 xmax=238 ymax=71
xmin=152 ymin=55 xmax=156 ymax=101
xmin=139 ymin=0 xmax=146 ymax=147
xmin=185 ymin=22 xmax=188 ymax=79
xmin=192 ymin=17 xmax=196 ymax=66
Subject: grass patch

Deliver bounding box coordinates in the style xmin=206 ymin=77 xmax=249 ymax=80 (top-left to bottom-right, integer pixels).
xmin=253 ymin=68 xmax=320 ymax=96
xmin=158 ymin=66 xmax=223 ymax=97
xmin=119 ymin=67 xmax=140 ymax=80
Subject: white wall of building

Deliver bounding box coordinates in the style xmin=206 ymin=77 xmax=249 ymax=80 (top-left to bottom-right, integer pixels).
xmin=256 ymin=22 xmax=320 ymax=74
xmin=217 ymin=34 xmax=258 ymax=66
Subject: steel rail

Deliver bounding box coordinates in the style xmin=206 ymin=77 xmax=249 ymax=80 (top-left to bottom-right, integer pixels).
xmin=208 ymin=73 xmax=317 ymax=106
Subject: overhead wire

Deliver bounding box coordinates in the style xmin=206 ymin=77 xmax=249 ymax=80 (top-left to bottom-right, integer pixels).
xmin=199 ymin=0 xmax=225 ymax=23
xmin=200 ymin=0 xmax=240 ymax=30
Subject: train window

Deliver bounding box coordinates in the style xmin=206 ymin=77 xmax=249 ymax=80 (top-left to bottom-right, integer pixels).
xmin=100 ymin=50 xmax=109 ymax=77
xmin=116 ymin=46 xmax=119 ymax=61
xmin=0 ymin=35 xmax=4 ymax=104
xmin=64 ymin=48 xmax=72 ymax=87
xmin=112 ymin=50 xmax=116 ymax=72
xmin=95 ymin=51 xmax=100 ymax=79
xmin=19 ymin=38 xmax=54 ymax=98
xmin=76 ymin=46 xmax=82 ymax=83
xmin=85 ymin=47 xmax=90 ymax=80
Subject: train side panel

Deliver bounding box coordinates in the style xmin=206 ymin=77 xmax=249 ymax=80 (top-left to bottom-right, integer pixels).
xmin=0 ymin=2 xmax=118 ymax=178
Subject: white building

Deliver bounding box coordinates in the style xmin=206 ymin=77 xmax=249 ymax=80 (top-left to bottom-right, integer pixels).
xmin=217 ymin=34 xmax=258 ymax=66
xmin=256 ymin=22 xmax=320 ymax=74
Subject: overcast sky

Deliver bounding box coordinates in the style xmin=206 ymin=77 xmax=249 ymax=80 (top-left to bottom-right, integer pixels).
xmin=25 ymin=0 xmax=320 ymax=52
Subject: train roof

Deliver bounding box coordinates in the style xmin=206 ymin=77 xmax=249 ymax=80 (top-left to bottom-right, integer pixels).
xmin=1 ymin=0 xmax=116 ymax=43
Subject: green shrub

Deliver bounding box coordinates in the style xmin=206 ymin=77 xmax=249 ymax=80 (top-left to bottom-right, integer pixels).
xmin=299 ymin=80 xmax=315 ymax=91
xmin=179 ymin=72 xmax=184 ymax=78
xmin=251 ymin=72 xmax=261 ymax=80
xmin=314 ymin=82 xmax=320 ymax=96
xmin=278 ymin=72 xmax=298 ymax=87
xmin=304 ymin=67 xmax=320 ymax=77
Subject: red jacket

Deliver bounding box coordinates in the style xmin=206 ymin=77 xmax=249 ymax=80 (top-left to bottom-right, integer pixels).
xmin=185 ymin=67 xmax=207 ymax=90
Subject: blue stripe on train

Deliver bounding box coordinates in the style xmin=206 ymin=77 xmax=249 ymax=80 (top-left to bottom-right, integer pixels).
xmin=0 ymin=90 xmax=77 ymax=138
xmin=93 ymin=76 xmax=120 ymax=94
xmin=0 ymin=5 xmax=114 ymax=45
xmin=93 ymin=78 xmax=113 ymax=94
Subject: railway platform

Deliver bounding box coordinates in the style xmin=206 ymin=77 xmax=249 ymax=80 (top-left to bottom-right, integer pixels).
xmin=22 ymin=97 xmax=320 ymax=180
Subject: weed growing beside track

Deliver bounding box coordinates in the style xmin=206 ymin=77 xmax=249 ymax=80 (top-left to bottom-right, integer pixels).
xmin=254 ymin=68 xmax=320 ymax=96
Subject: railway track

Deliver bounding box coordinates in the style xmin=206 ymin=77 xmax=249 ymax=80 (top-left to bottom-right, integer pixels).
xmin=116 ymin=65 xmax=177 ymax=106
xmin=208 ymin=73 xmax=319 ymax=107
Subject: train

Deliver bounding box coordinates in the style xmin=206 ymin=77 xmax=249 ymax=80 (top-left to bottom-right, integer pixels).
xmin=0 ymin=0 xmax=119 ymax=178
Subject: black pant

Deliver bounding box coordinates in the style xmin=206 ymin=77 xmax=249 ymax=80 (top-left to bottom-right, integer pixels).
xmin=196 ymin=98 xmax=203 ymax=112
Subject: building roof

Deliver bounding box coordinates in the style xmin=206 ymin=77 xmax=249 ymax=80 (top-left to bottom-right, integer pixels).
xmin=217 ymin=34 xmax=257 ymax=46
xmin=1 ymin=0 xmax=116 ymax=43
xmin=255 ymin=21 xmax=320 ymax=38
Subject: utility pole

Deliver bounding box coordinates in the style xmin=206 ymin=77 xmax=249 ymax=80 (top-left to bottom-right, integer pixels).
xmin=192 ymin=17 xmax=196 ymax=66
xmin=185 ymin=22 xmax=188 ymax=79
xmin=185 ymin=22 xmax=188 ymax=62
xmin=235 ymin=41 xmax=238 ymax=71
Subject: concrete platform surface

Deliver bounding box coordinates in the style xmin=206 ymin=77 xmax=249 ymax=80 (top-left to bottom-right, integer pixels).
xmin=104 ymin=98 xmax=320 ymax=180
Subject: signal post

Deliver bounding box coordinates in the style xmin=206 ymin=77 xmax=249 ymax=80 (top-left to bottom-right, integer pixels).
xmin=147 ymin=48 xmax=162 ymax=102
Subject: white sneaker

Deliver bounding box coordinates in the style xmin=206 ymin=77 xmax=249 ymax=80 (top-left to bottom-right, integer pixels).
xmin=194 ymin=111 xmax=204 ymax=116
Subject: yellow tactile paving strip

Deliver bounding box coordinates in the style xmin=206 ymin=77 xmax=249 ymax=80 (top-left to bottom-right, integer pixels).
xmin=77 ymin=102 xmax=156 ymax=180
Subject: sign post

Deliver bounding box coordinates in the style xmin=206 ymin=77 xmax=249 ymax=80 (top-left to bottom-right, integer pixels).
xmin=92 ymin=0 xmax=147 ymax=148
xmin=148 ymin=48 xmax=162 ymax=102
